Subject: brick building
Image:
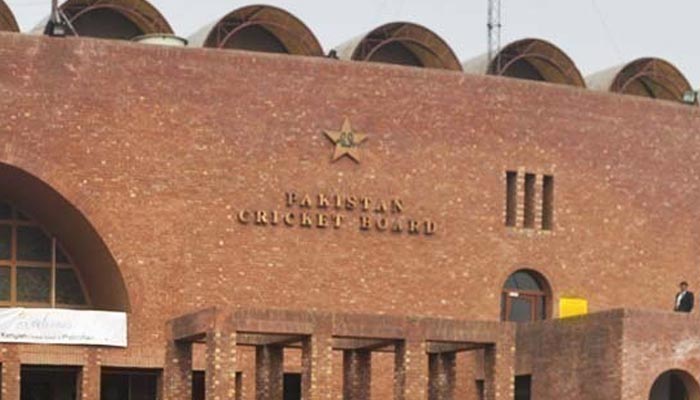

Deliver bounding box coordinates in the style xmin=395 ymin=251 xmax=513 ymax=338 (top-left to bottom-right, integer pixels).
xmin=0 ymin=1 xmax=699 ymax=399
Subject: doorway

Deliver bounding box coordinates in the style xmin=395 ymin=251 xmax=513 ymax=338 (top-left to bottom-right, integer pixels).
xmin=649 ymin=369 xmax=700 ymax=400
xmin=21 ymin=366 xmax=79 ymax=400
xmin=283 ymin=373 xmax=301 ymax=400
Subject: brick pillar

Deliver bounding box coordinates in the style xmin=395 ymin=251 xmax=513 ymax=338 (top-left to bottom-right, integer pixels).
xmin=205 ymin=326 xmax=238 ymax=400
xmin=483 ymin=327 xmax=515 ymax=400
xmin=2 ymin=348 xmax=20 ymax=400
xmin=301 ymin=318 xmax=333 ymax=400
xmin=456 ymin=351 xmax=480 ymax=400
xmin=255 ymin=345 xmax=284 ymax=400
xmin=80 ymin=349 xmax=101 ymax=400
xmin=342 ymin=349 xmax=371 ymax=400
xmin=162 ymin=339 xmax=193 ymax=400
xmin=394 ymin=338 xmax=428 ymax=400
xmin=428 ymin=352 xmax=456 ymax=400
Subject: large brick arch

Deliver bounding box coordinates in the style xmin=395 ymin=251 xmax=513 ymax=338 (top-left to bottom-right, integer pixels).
xmin=0 ymin=162 xmax=130 ymax=311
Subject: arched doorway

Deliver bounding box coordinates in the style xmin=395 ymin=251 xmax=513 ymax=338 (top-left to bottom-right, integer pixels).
xmin=501 ymin=269 xmax=551 ymax=322
xmin=649 ymin=370 xmax=700 ymax=400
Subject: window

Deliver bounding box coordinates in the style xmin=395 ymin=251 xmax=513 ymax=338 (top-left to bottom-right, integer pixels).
xmin=504 ymin=172 xmax=554 ymax=231
xmin=0 ymin=201 xmax=89 ymax=308
xmin=501 ymin=270 xmax=550 ymax=322
xmin=21 ymin=366 xmax=80 ymax=400
xmin=101 ymin=369 xmax=159 ymax=400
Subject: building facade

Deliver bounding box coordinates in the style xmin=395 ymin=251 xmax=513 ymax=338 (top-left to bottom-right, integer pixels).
xmin=0 ymin=1 xmax=699 ymax=399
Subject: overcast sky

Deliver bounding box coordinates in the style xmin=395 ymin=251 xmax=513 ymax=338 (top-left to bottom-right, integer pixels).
xmin=6 ymin=0 xmax=700 ymax=86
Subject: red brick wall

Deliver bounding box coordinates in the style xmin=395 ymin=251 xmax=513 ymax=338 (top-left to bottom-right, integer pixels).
xmin=0 ymin=31 xmax=699 ymax=377
xmin=516 ymin=310 xmax=624 ymax=399
xmin=621 ymin=310 xmax=700 ymax=399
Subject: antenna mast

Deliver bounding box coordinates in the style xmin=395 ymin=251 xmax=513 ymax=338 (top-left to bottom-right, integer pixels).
xmin=487 ymin=0 xmax=502 ymax=71
xmin=46 ymin=0 xmax=77 ymax=36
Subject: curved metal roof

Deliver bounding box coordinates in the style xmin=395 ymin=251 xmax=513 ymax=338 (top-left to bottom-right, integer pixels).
xmin=463 ymin=38 xmax=586 ymax=87
xmin=189 ymin=5 xmax=323 ymax=57
xmin=586 ymin=58 xmax=694 ymax=104
xmin=334 ymin=22 xmax=462 ymax=71
xmin=34 ymin=0 xmax=173 ymax=39
xmin=0 ymin=0 xmax=19 ymax=32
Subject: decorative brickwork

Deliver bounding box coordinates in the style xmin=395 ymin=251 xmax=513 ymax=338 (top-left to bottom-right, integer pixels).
xmin=167 ymin=309 xmax=513 ymax=399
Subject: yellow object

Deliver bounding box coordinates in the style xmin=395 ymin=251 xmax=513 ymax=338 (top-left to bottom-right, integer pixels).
xmin=559 ymin=297 xmax=588 ymax=318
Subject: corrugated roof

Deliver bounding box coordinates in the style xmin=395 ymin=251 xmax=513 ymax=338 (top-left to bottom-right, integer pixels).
xmin=334 ymin=22 xmax=462 ymax=71
xmin=0 ymin=0 xmax=19 ymax=32
xmin=189 ymin=5 xmax=322 ymax=57
xmin=463 ymin=38 xmax=585 ymax=87
xmin=587 ymin=58 xmax=694 ymax=104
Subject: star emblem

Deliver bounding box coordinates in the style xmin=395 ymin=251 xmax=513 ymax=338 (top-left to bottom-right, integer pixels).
xmin=324 ymin=118 xmax=368 ymax=163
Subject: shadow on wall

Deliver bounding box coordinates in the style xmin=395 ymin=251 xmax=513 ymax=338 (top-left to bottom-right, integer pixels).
xmin=0 ymin=163 xmax=130 ymax=311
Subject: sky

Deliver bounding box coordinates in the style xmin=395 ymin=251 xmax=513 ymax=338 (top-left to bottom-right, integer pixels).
xmin=5 ymin=0 xmax=700 ymax=86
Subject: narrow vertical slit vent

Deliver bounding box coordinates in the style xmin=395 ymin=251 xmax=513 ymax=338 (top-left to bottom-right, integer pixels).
xmin=542 ymin=175 xmax=554 ymax=230
xmin=505 ymin=171 xmax=518 ymax=227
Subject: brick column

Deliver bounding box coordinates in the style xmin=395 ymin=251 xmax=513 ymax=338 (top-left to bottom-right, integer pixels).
xmin=483 ymin=327 xmax=515 ymax=400
xmin=301 ymin=318 xmax=333 ymax=400
xmin=80 ymin=349 xmax=101 ymax=400
xmin=343 ymin=349 xmax=371 ymax=400
xmin=162 ymin=339 xmax=193 ymax=400
xmin=456 ymin=351 xmax=480 ymax=399
xmin=205 ymin=326 xmax=238 ymax=400
xmin=428 ymin=352 xmax=456 ymax=400
xmin=255 ymin=345 xmax=284 ymax=400
xmin=2 ymin=348 xmax=20 ymax=400
xmin=394 ymin=338 xmax=428 ymax=400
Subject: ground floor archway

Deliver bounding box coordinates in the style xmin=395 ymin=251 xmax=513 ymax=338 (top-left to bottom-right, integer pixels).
xmin=649 ymin=369 xmax=700 ymax=400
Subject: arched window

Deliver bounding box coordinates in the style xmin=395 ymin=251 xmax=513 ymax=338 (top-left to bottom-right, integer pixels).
xmin=0 ymin=200 xmax=89 ymax=308
xmin=501 ymin=270 xmax=549 ymax=322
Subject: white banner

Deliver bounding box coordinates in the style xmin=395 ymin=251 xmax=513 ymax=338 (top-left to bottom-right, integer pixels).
xmin=0 ymin=308 xmax=127 ymax=347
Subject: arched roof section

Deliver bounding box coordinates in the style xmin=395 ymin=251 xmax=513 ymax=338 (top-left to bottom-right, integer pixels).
xmin=586 ymin=57 xmax=694 ymax=104
xmin=35 ymin=0 xmax=173 ymax=39
xmin=463 ymin=38 xmax=585 ymax=87
xmin=0 ymin=163 xmax=130 ymax=311
xmin=334 ymin=22 xmax=462 ymax=70
xmin=0 ymin=0 xmax=19 ymax=32
xmin=189 ymin=5 xmax=323 ymax=56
